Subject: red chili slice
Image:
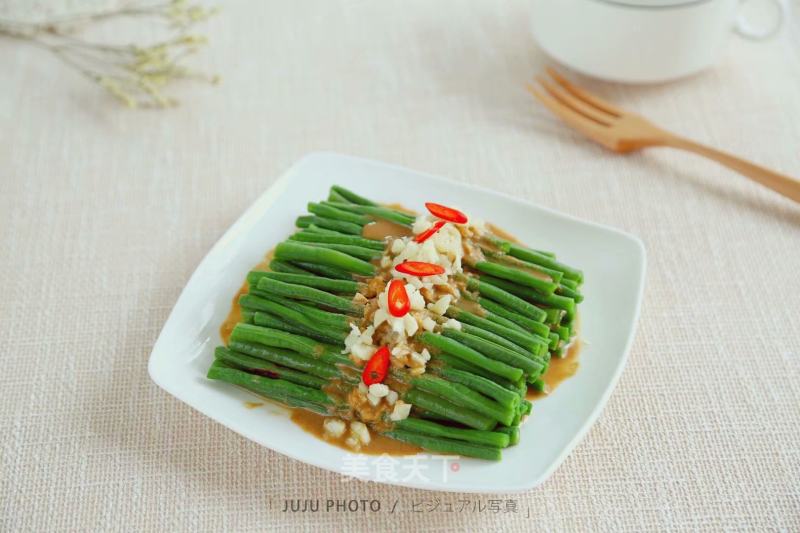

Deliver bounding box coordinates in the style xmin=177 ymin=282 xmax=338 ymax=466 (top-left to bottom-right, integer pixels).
xmin=425 ymin=202 xmax=468 ymax=224
xmin=395 ymin=261 xmax=446 ymax=277
xmin=362 ymin=346 xmax=390 ymax=385
xmin=413 ymin=220 xmax=446 ymax=243
xmin=387 ymin=279 xmax=411 ymax=317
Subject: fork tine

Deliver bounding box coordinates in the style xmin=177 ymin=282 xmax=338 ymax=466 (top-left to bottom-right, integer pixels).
xmin=537 ymin=76 xmax=612 ymax=126
xmin=546 ymin=67 xmax=622 ymax=117
xmin=526 ymin=82 xmax=610 ymax=142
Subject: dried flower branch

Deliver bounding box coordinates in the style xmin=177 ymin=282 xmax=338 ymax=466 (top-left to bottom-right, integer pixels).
xmin=0 ymin=0 xmax=218 ymax=108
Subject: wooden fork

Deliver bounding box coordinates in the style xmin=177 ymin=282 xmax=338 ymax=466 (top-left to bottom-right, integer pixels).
xmin=528 ymin=68 xmax=800 ymax=204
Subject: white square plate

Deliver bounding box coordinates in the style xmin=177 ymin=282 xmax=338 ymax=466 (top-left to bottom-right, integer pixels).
xmin=149 ymin=153 xmax=646 ymax=492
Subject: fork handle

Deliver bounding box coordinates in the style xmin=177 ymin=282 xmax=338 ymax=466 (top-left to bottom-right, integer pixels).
xmin=662 ymin=135 xmax=800 ymax=204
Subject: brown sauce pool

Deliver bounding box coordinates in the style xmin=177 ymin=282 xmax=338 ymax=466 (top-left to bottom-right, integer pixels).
xmin=453 ymin=297 xmax=486 ymax=317
xmin=220 ymin=283 xmax=247 ymax=345
xmin=528 ymin=340 xmax=581 ymax=400
xmin=487 ymin=222 xmax=520 ymax=244
xmin=218 ymin=206 xmax=581 ymax=455
xmin=219 ymin=251 xmax=273 ymax=345
xmin=361 ymin=218 xmax=412 ymax=240
xmin=383 ymin=202 xmax=417 ymax=215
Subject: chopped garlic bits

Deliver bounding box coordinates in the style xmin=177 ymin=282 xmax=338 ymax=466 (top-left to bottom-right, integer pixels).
xmin=368 ymin=383 xmax=389 ymax=397
xmin=343 ymin=324 xmax=377 ymax=361
xmin=373 ymin=283 xmax=423 ymax=338
xmin=350 ymin=421 xmax=371 ymax=445
xmin=334 ymin=419 xmax=372 ymax=451
xmin=427 ymin=294 xmax=452 ymax=316
xmin=443 ymin=318 xmax=462 ymax=330
xmin=390 ymin=216 xmax=464 ymax=288
xmin=370 ymin=214 xmax=473 ymax=373
xmin=364 ymin=381 xmax=398 ymax=409
xmin=338 ymin=206 xmax=480 ymax=436
xmin=406 ymin=215 xmax=464 ymax=273
xmin=389 ymin=401 xmax=412 ymax=421
xmin=323 ymin=418 xmax=347 ymax=439
xmin=386 ymin=390 xmax=398 ymax=405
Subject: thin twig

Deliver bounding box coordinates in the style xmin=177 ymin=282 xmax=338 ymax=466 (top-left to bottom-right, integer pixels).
xmin=0 ymin=0 xmax=217 ymax=108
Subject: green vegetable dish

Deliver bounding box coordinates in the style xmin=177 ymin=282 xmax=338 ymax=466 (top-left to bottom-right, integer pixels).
xmin=210 ymin=185 xmax=584 ymax=460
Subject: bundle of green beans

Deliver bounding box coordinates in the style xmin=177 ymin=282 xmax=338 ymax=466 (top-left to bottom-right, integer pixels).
xmin=207 ymin=185 xmax=584 ymax=461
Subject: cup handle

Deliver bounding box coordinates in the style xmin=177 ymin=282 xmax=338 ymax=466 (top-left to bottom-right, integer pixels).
xmin=735 ymin=0 xmax=788 ymax=40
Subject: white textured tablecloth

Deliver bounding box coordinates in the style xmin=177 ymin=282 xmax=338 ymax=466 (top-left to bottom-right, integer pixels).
xmin=2 ymin=1 xmax=799 ymax=531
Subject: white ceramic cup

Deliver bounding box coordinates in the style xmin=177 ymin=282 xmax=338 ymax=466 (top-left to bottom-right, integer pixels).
xmin=530 ymin=0 xmax=788 ymax=83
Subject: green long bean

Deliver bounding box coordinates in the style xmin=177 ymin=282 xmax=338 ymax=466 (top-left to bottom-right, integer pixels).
xmin=384 ymin=429 xmax=501 ymax=460
xmin=275 ymin=242 xmax=375 ymax=276
xmin=207 ymin=362 xmax=332 ymax=412
xmin=403 ymin=388 xmax=496 ymax=431
xmin=555 ymin=325 xmax=570 ymax=341
xmin=542 ymin=307 xmax=566 ymax=325
xmin=330 ymin=185 xmax=377 ymax=206
xmin=227 ymin=340 xmax=342 ymax=380
xmin=557 ymin=284 xmax=584 ymax=303
xmin=474 ymin=261 xmax=557 ymax=295
xmin=308 ymin=202 xmax=370 ymax=225
xmin=521 ymin=399 xmax=532 ymax=415
xmin=257 ymin=291 xmax=351 ymax=328
xmin=431 ymin=354 xmax=519 ymax=390
xmin=239 ymin=293 xmax=349 ymax=334
xmin=289 ymin=230 xmax=385 ymax=250
xmin=304 ymin=224 xmax=346 ymax=235
xmin=560 ymin=278 xmax=578 ymax=290
xmin=396 ymin=418 xmax=509 ymax=448
xmin=548 ymin=332 xmax=560 ymax=350
xmin=487 ymin=237 xmax=583 ymax=282
xmin=419 ymin=332 xmax=523 ymax=382
xmin=268 ymin=260 xmax=309 ymax=275
xmin=459 ymin=323 xmax=533 ymax=357
xmin=506 ymin=242 xmax=583 ymax=283
xmin=411 ymin=374 xmax=515 ymax=425
xmin=482 ymin=251 xmax=565 ymax=284
xmin=301 ymin=242 xmax=381 ymax=261
xmin=292 ymin=261 xmax=354 ymax=280
xmin=437 ymin=367 xmax=521 ymax=409
xmin=215 ymin=346 xmax=326 ymax=388
xmin=251 ymin=311 xmax=343 ymax=345
xmin=446 ymin=306 xmax=547 ymax=354
xmin=323 ymin=201 xmax=415 ymax=226
xmin=230 ymin=323 xmax=351 ymax=367
xmin=467 ymin=278 xmax=547 ymax=323
xmin=255 ymin=277 xmax=362 ymax=314
xmin=248 ymin=271 xmax=360 ymax=294
xmin=479 ymin=274 xmax=576 ymax=320
xmin=530 ymin=377 xmax=546 ymax=393
xmin=327 ymin=188 xmax=349 ymax=203
xmin=296 ymin=215 xmax=363 ymax=235
xmin=495 ymin=426 xmax=520 ymax=446
xmin=478 ymin=298 xmax=552 ymax=338
xmin=441 ymin=329 xmax=544 ymax=376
